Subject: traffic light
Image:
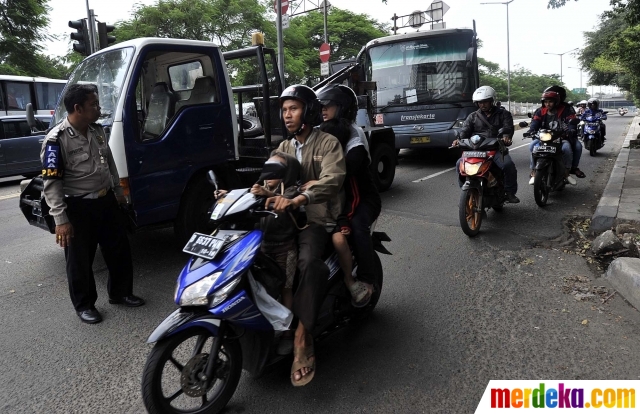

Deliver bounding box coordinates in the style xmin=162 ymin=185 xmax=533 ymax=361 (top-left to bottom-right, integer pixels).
xmin=98 ymin=22 xmax=116 ymax=49
xmin=69 ymin=19 xmax=90 ymax=56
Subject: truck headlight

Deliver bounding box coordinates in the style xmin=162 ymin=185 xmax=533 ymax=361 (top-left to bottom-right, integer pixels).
xmin=179 ymin=271 xmax=223 ymax=306
xmin=455 ymin=119 xmax=465 ymax=128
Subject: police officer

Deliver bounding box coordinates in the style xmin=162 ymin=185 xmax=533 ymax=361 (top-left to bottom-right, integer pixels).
xmin=41 ymin=84 xmax=144 ymax=324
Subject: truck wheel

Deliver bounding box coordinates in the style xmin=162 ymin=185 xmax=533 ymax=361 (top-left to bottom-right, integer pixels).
xmin=174 ymin=175 xmax=217 ymax=244
xmin=370 ymin=144 xmax=395 ymax=192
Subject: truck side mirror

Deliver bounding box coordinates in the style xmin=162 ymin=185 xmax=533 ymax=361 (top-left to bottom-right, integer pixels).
xmin=26 ymin=103 xmax=37 ymax=130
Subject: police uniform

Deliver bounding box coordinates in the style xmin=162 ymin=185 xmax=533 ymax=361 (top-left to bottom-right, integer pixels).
xmin=41 ymin=118 xmax=134 ymax=312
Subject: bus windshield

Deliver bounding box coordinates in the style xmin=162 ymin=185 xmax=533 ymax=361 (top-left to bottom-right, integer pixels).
xmin=366 ymin=34 xmax=476 ymax=108
xmin=54 ymin=47 xmax=134 ymax=125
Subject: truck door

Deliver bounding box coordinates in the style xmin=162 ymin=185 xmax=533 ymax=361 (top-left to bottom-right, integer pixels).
xmin=122 ymin=45 xmax=235 ymax=227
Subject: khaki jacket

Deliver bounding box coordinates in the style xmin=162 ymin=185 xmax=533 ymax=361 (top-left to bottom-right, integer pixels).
xmin=277 ymin=128 xmax=346 ymax=226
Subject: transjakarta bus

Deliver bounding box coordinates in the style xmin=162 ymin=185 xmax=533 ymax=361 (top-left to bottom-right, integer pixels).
xmin=0 ymin=75 xmax=66 ymax=116
xmin=360 ymin=27 xmax=479 ymax=149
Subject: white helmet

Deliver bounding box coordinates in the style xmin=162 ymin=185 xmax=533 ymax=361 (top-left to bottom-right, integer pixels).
xmin=472 ymin=86 xmax=496 ymax=103
xmin=578 ymin=100 xmax=588 ymax=106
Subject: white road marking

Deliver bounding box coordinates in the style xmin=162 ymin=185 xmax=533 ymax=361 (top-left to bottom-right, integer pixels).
xmin=411 ymin=142 xmax=530 ymax=183
xmin=0 ymin=193 xmax=20 ymax=201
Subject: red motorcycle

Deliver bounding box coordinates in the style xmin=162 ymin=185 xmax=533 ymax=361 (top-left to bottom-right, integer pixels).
xmin=454 ymin=129 xmax=508 ymax=237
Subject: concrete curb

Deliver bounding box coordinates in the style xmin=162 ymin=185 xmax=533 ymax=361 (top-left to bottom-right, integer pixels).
xmin=590 ymin=115 xmax=640 ymax=235
xmin=605 ymin=257 xmax=640 ymax=311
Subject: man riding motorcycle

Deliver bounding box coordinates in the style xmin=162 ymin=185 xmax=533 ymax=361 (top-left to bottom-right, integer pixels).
xmin=583 ymin=98 xmax=607 ymax=142
xmin=453 ymin=85 xmax=520 ymax=204
xmin=576 ymin=100 xmax=588 ymax=115
xmin=527 ymin=88 xmax=581 ymax=185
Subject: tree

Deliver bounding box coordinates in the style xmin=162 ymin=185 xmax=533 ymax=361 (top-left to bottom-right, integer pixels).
xmin=0 ymin=0 xmax=60 ymax=77
xmin=114 ymin=0 xmax=270 ymax=51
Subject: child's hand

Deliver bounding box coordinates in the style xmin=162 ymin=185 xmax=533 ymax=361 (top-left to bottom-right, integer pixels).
xmin=250 ymin=184 xmax=269 ymax=197
xmin=214 ymin=190 xmax=228 ymax=199
xmin=340 ymin=227 xmax=351 ymax=236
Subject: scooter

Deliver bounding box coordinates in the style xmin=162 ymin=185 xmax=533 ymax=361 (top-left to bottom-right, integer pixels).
xmin=582 ymin=111 xmax=607 ymax=156
xmin=141 ymin=165 xmax=391 ymax=414
xmin=453 ymin=128 xmax=509 ymax=237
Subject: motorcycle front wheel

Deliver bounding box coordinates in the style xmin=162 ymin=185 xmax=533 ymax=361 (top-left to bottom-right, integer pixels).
xmin=590 ymin=139 xmax=598 ymax=156
xmin=533 ymin=169 xmax=550 ymax=207
xmin=141 ymin=328 xmax=242 ymax=414
xmin=459 ymin=188 xmax=482 ymax=237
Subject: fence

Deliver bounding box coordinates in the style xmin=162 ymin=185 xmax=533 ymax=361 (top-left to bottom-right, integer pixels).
xmin=503 ymin=102 xmax=539 ymax=117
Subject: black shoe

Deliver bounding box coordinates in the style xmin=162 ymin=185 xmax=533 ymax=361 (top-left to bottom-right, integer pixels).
xmin=108 ymin=295 xmax=145 ymax=307
xmin=506 ymin=193 xmax=520 ymax=204
xmin=77 ymin=308 xmax=102 ymax=324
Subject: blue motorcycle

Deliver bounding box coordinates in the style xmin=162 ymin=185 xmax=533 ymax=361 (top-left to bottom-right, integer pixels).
xmin=141 ymin=166 xmax=391 ymax=414
xmin=581 ymin=111 xmax=607 ymax=156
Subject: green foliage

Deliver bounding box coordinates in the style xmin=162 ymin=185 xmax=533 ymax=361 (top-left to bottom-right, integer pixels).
xmin=0 ymin=0 xmax=69 ymax=78
xmin=478 ymin=58 xmax=580 ymax=102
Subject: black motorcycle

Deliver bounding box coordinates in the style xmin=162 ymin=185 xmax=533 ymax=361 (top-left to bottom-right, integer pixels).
xmin=523 ymin=120 xmax=572 ymax=207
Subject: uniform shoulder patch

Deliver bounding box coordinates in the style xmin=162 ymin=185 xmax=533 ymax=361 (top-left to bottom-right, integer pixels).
xmin=42 ymin=141 xmax=64 ymax=179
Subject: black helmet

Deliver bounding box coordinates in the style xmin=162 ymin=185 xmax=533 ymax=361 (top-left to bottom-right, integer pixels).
xmin=279 ymin=84 xmax=321 ymax=127
xmin=316 ymin=84 xmax=358 ymax=122
xmin=543 ymin=85 xmax=567 ymax=103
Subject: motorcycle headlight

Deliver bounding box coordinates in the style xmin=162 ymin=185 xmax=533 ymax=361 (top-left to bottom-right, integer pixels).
xmin=179 ymin=271 xmax=223 ymax=306
xmin=464 ymin=162 xmax=482 ymax=176
xmin=470 ymin=135 xmax=482 ymax=145
xmin=540 ymin=132 xmax=552 ymax=142
xmin=210 ymin=278 xmax=242 ymax=308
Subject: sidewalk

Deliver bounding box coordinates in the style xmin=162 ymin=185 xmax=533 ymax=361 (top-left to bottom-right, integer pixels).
xmin=590 ymin=115 xmax=640 ymax=234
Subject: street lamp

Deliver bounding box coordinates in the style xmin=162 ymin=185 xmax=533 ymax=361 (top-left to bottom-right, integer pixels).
xmin=567 ymin=66 xmax=583 ymax=90
xmin=480 ymin=0 xmax=514 ymax=112
xmin=543 ymin=48 xmax=578 ymax=85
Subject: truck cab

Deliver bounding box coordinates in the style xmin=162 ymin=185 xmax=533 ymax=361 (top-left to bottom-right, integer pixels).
xmin=21 ymin=37 xmax=284 ymax=241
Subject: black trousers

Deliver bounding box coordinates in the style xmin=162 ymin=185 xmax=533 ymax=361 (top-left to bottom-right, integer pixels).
xmin=293 ymin=224 xmax=329 ymax=332
xmin=64 ymin=191 xmax=133 ymax=311
xmin=350 ymin=200 xmax=381 ymax=285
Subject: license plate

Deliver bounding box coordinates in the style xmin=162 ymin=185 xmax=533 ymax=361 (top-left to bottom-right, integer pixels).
xmin=462 ymin=151 xmax=487 ymax=158
xmin=410 ymin=136 xmax=430 ymax=144
xmin=183 ymin=233 xmax=226 ymax=260
xmin=535 ymin=146 xmax=556 ymax=153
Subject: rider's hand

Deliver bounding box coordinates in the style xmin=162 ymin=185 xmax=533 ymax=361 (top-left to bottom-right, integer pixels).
xmin=214 ymin=189 xmax=228 ymax=199
xmin=502 ymin=135 xmax=512 ymax=146
xmin=265 ymin=195 xmax=297 ymax=214
xmin=55 ymin=223 xmax=74 ymax=248
xmin=451 ymin=139 xmax=459 ymax=147
xmin=299 ymin=180 xmax=319 ymax=192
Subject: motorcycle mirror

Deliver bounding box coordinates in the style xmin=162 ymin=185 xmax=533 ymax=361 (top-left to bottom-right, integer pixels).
xmin=527 ymin=112 xmax=532 ymax=119
xmin=519 ymin=121 xmax=529 ymax=128
xmin=207 ymin=170 xmax=219 ymax=192
xmin=603 ymin=111 xmax=609 ymax=114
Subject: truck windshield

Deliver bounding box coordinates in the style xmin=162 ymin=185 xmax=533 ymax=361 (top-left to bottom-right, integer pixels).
xmin=366 ymin=35 xmax=475 ymax=108
xmin=53 ymin=47 xmax=134 ymax=125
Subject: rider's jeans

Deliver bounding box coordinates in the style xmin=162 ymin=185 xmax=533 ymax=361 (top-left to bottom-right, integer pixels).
xmin=572 ymin=140 xmax=582 ymax=169
xmin=456 ymin=153 xmax=518 ymax=195
xmin=529 ymin=139 xmax=572 ymax=170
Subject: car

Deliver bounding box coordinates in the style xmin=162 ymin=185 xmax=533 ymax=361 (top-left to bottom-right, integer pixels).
xmin=0 ymin=115 xmax=51 ymax=178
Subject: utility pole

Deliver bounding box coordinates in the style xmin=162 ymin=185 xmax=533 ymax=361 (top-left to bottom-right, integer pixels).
xmin=543 ymin=48 xmax=578 ymax=85
xmin=323 ymin=0 xmax=328 ymax=43
xmin=276 ymin=0 xmax=285 ymax=87
xmin=480 ymin=1 xmax=514 ymax=112
xmin=84 ymin=0 xmax=96 ymax=55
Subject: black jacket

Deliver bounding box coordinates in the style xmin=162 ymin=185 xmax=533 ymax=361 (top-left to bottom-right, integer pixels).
xmin=459 ymin=107 xmax=514 ymax=139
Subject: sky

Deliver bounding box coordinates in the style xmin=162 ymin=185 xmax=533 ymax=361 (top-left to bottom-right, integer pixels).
xmin=43 ymin=0 xmax=616 ymax=97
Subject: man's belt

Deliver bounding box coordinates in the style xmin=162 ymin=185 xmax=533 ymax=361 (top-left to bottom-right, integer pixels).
xmin=65 ymin=188 xmax=110 ymax=199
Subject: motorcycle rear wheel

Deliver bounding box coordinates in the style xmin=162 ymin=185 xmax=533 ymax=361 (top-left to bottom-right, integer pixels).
xmin=533 ymin=169 xmax=550 ymax=207
xmin=459 ymin=188 xmax=482 ymax=237
xmin=141 ymin=328 xmax=242 ymax=414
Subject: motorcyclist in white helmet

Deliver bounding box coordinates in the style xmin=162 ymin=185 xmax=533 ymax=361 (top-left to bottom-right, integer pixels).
xmin=453 ymin=85 xmax=519 ymax=204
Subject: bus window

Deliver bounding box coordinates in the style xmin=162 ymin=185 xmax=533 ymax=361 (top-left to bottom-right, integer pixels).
xmin=36 ymin=82 xmax=65 ymax=110
xmin=5 ymin=82 xmax=32 ymax=110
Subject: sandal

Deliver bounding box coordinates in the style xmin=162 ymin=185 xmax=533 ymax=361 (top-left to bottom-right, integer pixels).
xmin=348 ymin=281 xmax=373 ymax=308
xmin=291 ymin=340 xmax=315 ymax=387
xmin=571 ymin=168 xmax=586 ymax=178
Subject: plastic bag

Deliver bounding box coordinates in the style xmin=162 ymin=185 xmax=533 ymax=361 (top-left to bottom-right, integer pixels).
xmin=248 ymin=270 xmax=292 ymax=331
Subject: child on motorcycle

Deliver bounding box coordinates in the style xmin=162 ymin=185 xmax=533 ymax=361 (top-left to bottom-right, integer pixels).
xmin=216 ymin=151 xmax=301 ymax=355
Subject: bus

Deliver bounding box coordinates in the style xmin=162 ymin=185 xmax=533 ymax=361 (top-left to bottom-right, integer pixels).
xmin=0 ymin=75 xmax=67 ymax=116
xmin=360 ymin=26 xmax=479 ymax=149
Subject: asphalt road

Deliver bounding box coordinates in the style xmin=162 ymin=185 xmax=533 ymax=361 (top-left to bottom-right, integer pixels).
xmin=1 ymin=115 xmax=639 ymax=414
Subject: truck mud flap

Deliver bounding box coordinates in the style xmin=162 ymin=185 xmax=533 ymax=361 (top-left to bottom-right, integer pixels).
xmin=19 ymin=176 xmax=55 ymax=234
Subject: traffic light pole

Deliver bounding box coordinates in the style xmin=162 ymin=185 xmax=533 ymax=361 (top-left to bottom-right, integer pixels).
xmin=88 ymin=9 xmax=97 ymax=54
xmin=276 ymin=0 xmax=285 ymax=88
